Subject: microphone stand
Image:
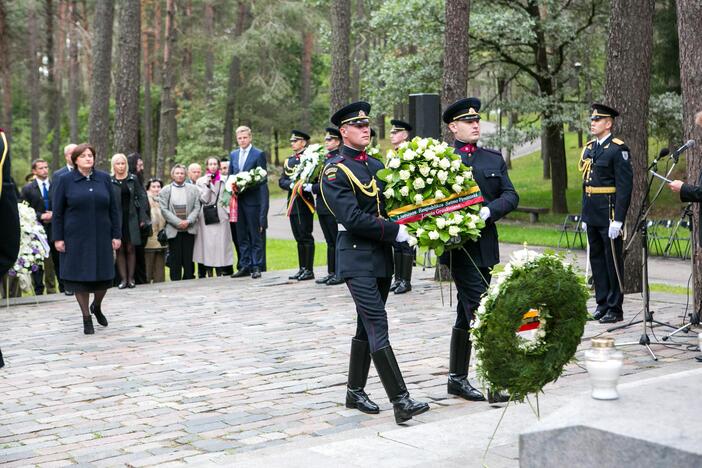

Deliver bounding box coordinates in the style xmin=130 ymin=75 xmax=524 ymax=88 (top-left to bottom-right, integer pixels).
xmin=611 ymin=155 xmax=679 ymax=361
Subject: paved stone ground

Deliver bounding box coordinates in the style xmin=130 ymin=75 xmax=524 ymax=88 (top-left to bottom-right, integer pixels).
xmin=1 ymin=262 xmax=700 ymax=467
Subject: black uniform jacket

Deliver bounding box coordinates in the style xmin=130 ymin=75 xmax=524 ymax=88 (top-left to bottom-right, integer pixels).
xmin=580 ymin=135 xmax=633 ymax=227
xmin=311 ymin=148 xmax=340 ymax=217
xmin=0 ymin=129 xmax=20 ymax=277
xmin=279 ymin=151 xmax=315 ymax=216
xmin=320 ymin=145 xmax=399 ymax=278
xmin=441 ymin=140 xmax=519 ymax=268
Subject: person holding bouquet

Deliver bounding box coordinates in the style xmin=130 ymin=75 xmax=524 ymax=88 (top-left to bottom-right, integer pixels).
xmin=311 ymin=127 xmax=344 ymax=285
xmin=279 ymin=129 xmax=316 ymax=281
xmin=388 ymin=119 xmax=414 ymax=295
xmin=53 ymin=144 xmax=121 ymax=335
xmin=321 ymin=102 xmax=429 ymax=424
xmin=441 ymin=98 xmax=519 ymax=403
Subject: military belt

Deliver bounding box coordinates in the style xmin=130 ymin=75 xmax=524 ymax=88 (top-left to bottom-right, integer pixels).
xmin=585 ymin=186 xmax=616 ymax=195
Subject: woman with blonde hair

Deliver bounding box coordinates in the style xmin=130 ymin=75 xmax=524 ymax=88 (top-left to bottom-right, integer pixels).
xmin=111 ymin=153 xmax=148 ymax=289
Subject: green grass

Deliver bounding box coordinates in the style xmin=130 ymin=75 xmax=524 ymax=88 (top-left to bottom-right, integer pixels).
xmin=649 ymin=282 xmax=690 ymax=296
xmin=265 ymin=239 xmax=329 ymax=271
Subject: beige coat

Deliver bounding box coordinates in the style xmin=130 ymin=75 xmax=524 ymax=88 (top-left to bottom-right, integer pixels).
xmin=145 ymin=194 xmax=167 ymax=250
xmin=192 ymin=176 xmax=233 ymax=267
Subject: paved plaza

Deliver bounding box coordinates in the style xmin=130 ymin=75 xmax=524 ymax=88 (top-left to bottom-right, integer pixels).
xmin=1 ymin=256 xmax=700 ymax=467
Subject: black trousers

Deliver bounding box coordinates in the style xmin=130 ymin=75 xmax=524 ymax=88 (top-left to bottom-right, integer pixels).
xmin=31 ymin=268 xmax=45 ymax=295
xmin=345 ymin=276 xmax=392 ymax=353
xmin=229 ymin=222 xmax=241 ymax=270
xmin=392 ymin=240 xmax=413 ymax=255
xmin=318 ymin=214 xmax=337 ymax=274
xmin=168 ymin=232 xmax=195 ymax=281
xmin=290 ymin=211 xmax=314 ymax=246
xmin=451 ymin=262 xmax=492 ymax=330
xmin=587 ymin=225 xmax=624 ymax=314
xmin=260 ymin=228 xmax=267 ymax=271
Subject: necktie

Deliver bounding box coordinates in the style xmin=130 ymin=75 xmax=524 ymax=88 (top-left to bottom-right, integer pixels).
xmin=460 ymin=143 xmax=477 ymax=154
xmin=354 ymin=151 xmax=368 ymax=162
xmin=239 ymin=149 xmax=247 ymax=170
xmin=41 ymin=182 xmax=49 ymax=210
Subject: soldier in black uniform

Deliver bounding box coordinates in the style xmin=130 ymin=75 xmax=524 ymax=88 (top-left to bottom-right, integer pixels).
xmin=440 ymin=98 xmax=519 ymax=403
xmin=279 ymin=130 xmax=315 ymax=281
xmin=0 ymin=128 xmax=21 ymax=368
xmin=321 ymin=101 xmax=429 ymax=424
xmin=388 ymin=119 xmax=414 ymax=295
xmin=311 ymin=127 xmax=344 ymax=285
xmin=579 ymin=104 xmax=633 ymax=324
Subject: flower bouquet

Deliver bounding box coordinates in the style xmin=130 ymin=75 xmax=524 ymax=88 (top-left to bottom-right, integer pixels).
xmin=377 ymin=137 xmax=485 ymax=256
xmin=8 ymin=202 xmax=50 ymax=292
xmin=221 ymin=167 xmax=267 ymax=222
xmin=286 ymin=144 xmax=326 ymax=216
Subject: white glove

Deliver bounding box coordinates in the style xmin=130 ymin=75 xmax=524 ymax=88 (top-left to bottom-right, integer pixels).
xmin=581 ymin=221 xmax=587 ymax=230
xmin=479 ymin=206 xmax=491 ymax=221
xmin=303 ymin=183 xmax=313 ymax=192
xmin=608 ymin=221 xmax=623 ymax=239
xmin=289 ymin=181 xmax=295 ymax=190
xmin=395 ymin=224 xmax=410 ymax=243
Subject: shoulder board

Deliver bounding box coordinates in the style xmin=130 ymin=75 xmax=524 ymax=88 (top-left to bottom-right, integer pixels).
xmin=479 ymin=147 xmax=502 ymax=157
xmin=586 ymin=139 xmax=595 ymax=148
xmin=612 ymin=138 xmax=625 ymax=145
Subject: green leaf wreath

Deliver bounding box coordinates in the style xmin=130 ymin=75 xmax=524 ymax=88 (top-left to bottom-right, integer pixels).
xmin=471 ymin=249 xmax=589 ymax=401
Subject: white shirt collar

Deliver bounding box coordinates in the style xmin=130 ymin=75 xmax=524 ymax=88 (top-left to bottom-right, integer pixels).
xmin=597 ymin=133 xmax=612 ymax=145
xmin=240 ymin=144 xmax=252 ymax=153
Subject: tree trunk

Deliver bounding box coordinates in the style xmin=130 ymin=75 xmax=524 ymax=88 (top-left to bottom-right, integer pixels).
xmin=180 ymin=0 xmax=192 ymax=100
xmin=114 ymin=0 xmax=141 ymax=155
xmin=28 ymin=4 xmax=41 ymax=159
xmin=88 ymin=0 xmax=115 ymax=167
xmin=677 ymin=0 xmax=702 ymax=317
xmin=440 ymin=0 xmax=470 ymax=143
xmin=349 ymin=0 xmax=365 ymax=102
xmin=273 ymin=128 xmax=279 ymax=166
xmin=203 ymin=0 xmax=214 ymax=89
xmin=605 ymin=0 xmax=654 ymax=294
xmin=544 ymin=121 xmax=568 ymax=213
xmin=300 ymin=31 xmax=313 ymax=129
xmin=52 ymin=0 xmax=67 ymax=166
xmin=222 ymin=1 xmax=248 ymax=152
xmin=45 ymin=0 xmax=61 ymax=169
xmin=156 ymin=0 xmax=177 ymax=179
xmin=329 ymin=0 xmax=351 ymax=113
xmin=68 ymin=0 xmax=80 ymax=143
xmin=142 ymin=22 xmax=154 ymax=176
xmin=0 ymin=0 xmax=11 ymax=139
xmin=376 ymin=113 xmax=385 ymax=140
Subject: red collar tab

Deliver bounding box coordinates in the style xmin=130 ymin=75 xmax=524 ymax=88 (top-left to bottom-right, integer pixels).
xmin=460 ymin=143 xmax=477 ymax=154
xmin=353 ymin=151 xmax=368 ymax=162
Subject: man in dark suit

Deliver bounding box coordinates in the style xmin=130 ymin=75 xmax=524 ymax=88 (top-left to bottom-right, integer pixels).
xmin=312 ymin=127 xmax=344 ymax=285
xmin=321 ymin=101 xmax=429 ymax=424
xmin=389 ymin=119 xmax=414 ymax=295
xmin=229 ymin=126 xmax=268 ymax=279
xmin=20 ymin=159 xmax=57 ymax=294
xmin=441 ymin=97 xmax=519 ymax=404
xmin=52 ymin=143 xmax=77 ymax=295
xmin=0 ymin=128 xmax=21 ymax=368
xmin=280 ymin=130 xmax=316 ymax=281
xmin=579 ymin=104 xmax=633 ymax=324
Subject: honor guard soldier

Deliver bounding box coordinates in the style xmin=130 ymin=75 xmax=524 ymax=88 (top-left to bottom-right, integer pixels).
xmin=312 ymin=127 xmax=344 ymax=285
xmin=441 ymin=98 xmax=519 ymax=403
xmin=279 ymin=130 xmax=316 ymax=281
xmin=579 ymin=103 xmax=633 ymax=324
xmin=321 ymin=101 xmax=429 ymax=424
xmin=0 ymin=128 xmax=21 ymax=368
xmin=389 ymin=119 xmax=414 ymax=294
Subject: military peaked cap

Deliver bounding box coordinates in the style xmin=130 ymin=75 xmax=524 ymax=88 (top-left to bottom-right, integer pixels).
xmin=442 ymin=97 xmax=481 ymax=124
xmin=331 ymin=101 xmax=371 ymax=127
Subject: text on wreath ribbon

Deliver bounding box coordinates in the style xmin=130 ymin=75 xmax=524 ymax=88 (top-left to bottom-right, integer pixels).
xmin=387 ymin=186 xmax=484 ymax=224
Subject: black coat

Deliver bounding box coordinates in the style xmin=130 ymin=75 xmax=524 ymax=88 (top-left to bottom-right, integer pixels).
xmin=320 ymin=145 xmax=399 ymax=278
xmin=111 ymin=174 xmax=148 ymax=246
xmin=0 ymin=129 xmax=20 ymax=277
xmin=53 ymin=169 xmax=121 ymax=282
xmin=312 ymin=148 xmax=340 ymax=217
xmin=580 ymin=135 xmax=633 ymax=227
xmin=20 ymin=179 xmax=54 ymax=241
xmin=279 ymin=151 xmax=315 ymax=216
xmin=441 ymin=141 xmax=519 ymax=268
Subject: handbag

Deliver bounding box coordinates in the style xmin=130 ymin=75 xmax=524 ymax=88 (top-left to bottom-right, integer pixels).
xmin=202 ymin=181 xmax=221 ymax=225
xmin=157 ymin=228 xmax=168 ymax=246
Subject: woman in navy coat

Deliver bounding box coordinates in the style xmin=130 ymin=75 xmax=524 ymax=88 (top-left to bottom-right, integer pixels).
xmin=53 ymin=143 xmax=121 ymax=335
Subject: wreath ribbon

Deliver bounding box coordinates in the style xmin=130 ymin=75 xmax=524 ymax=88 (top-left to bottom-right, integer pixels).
xmin=286 ymin=180 xmax=315 ymax=216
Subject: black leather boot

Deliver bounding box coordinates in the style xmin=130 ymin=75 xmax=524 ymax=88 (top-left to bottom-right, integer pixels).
xmin=394 ymin=253 xmax=413 ymax=294
xmin=372 ymin=346 xmax=430 ymax=424
xmin=90 ymin=302 xmax=108 ymax=327
xmin=317 ymin=247 xmax=335 ymax=283
xmin=487 ymin=389 xmax=510 ymax=405
xmin=599 ymin=309 xmax=623 ymax=324
xmin=389 ymin=252 xmax=402 ymax=291
xmin=289 ymin=244 xmax=304 ymax=279
xmin=345 ymin=339 xmax=380 ymax=414
xmin=298 ymin=244 xmax=315 ymax=280
xmin=447 ymin=327 xmax=485 ymax=401
xmin=0 ymin=348 xmax=4 ymax=368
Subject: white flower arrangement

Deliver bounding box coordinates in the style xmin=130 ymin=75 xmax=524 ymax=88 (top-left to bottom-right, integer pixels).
xmin=290 ymin=144 xmax=327 ymax=184
xmin=221 ymin=166 xmax=267 ymax=207
xmin=377 ymin=136 xmax=485 ymax=256
xmin=10 ymin=202 xmax=50 ymax=292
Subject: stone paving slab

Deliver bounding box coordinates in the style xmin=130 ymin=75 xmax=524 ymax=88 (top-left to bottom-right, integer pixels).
xmin=1 ymin=267 xmax=700 ymax=467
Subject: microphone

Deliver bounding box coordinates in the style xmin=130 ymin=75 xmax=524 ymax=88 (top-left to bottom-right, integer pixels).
xmin=671 ymin=139 xmax=696 ymax=162
xmin=653 ymin=147 xmax=670 ymax=164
